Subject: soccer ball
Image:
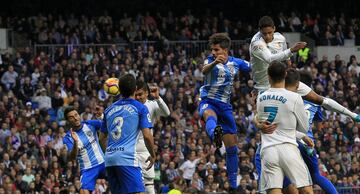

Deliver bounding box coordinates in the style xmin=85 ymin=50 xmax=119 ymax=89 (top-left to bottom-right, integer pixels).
xmin=104 ymin=78 xmax=120 ymax=96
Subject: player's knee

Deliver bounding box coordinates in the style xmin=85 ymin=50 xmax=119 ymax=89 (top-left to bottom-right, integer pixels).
xmin=223 ymin=134 xmax=237 ymax=147
xmin=203 ymin=109 xmax=217 ymax=120
xmin=283 ymin=184 xmax=299 ymax=194
xmin=145 ymin=185 xmax=156 ymax=194
xmin=298 ymin=186 xmax=314 ymax=194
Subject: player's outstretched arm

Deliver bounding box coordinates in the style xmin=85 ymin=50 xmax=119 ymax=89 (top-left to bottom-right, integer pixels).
xmin=251 ymin=41 xmax=306 ymax=64
xmin=304 ymin=90 xmax=359 ymax=121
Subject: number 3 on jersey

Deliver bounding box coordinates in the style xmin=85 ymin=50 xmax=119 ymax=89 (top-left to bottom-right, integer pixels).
xmin=111 ymin=117 xmax=123 ymax=140
xmin=264 ymin=106 xmax=278 ymax=123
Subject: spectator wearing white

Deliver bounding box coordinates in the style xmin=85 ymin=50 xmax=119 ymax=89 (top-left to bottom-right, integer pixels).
xmin=32 ymin=88 xmax=52 ymax=111
xmin=31 ymin=68 xmax=40 ymax=86
xmin=24 ymin=102 xmax=34 ymax=118
xmin=22 ymin=167 xmax=35 ymax=184
xmin=348 ymin=58 xmax=360 ymax=75
xmin=179 ymin=151 xmax=202 ymax=186
xmin=206 ymin=155 xmax=218 ymax=170
xmin=1 ymin=65 xmax=18 ymax=90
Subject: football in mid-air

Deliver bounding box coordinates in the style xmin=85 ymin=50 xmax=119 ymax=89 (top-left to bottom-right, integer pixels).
xmin=104 ymin=78 xmax=120 ymax=96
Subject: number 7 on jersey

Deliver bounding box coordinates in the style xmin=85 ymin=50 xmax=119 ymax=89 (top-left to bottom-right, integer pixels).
xmin=264 ymin=106 xmax=278 ymax=123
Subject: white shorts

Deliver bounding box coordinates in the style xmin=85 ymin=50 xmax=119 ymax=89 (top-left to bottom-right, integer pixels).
xmin=297 ymin=82 xmax=312 ymax=96
xmin=260 ymin=143 xmax=312 ymax=191
xmin=138 ymin=150 xmax=155 ymax=181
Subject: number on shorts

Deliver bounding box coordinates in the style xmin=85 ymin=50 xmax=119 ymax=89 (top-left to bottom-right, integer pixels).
xmin=111 ymin=117 xmax=123 ymax=140
xmin=264 ymin=106 xmax=278 ymax=123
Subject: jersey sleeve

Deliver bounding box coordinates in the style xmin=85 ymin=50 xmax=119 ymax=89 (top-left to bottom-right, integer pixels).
xmin=293 ymin=95 xmax=310 ymax=133
xmin=139 ymin=105 xmax=153 ymax=129
xmin=251 ymin=40 xmax=292 ymax=64
xmin=63 ymin=134 xmax=74 ymax=153
xmin=297 ymin=82 xmax=312 ymax=96
xmin=86 ymin=120 xmax=105 ymax=131
xmin=234 ymin=58 xmax=252 ymax=73
xmin=155 ymin=97 xmax=171 ymax=117
xmin=204 ymin=56 xmax=215 ymax=65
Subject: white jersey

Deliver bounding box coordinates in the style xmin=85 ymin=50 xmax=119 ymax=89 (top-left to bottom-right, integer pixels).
xmin=250 ymin=32 xmax=292 ymax=90
xmin=136 ymin=97 xmax=170 ymax=178
xmin=256 ymin=88 xmax=309 ymax=152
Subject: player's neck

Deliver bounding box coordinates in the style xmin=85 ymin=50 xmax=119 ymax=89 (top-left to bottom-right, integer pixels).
xmin=270 ymin=81 xmax=285 ymax=88
xmin=125 ymin=94 xmax=135 ymax=100
xmin=73 ymin=124 xmax=82 ymax=131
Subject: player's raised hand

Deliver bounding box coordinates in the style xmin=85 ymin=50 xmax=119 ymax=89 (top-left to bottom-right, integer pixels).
xmin=145 ymin=156 xmax=156 ymax=171
xmin=149 ymin=84 xmax=160 ymax=99
xmin=70 ymin=128 xmax=79 ymax=143
xmin=290 ymin=42 xmax=307 ymax=53
xmin=302 ymin=136 xmax=314 ymax=148
xmin=214 ymin=55 xmax=226 ymax=64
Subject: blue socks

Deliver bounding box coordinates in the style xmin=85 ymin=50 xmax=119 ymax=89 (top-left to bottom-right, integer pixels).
xmin=226 ymin=146 xmax=239 ymax=189
xmin=312 ymin=172 xmax=338 ymax=194
xmin=205 ymin=116 xmax=217 ymax=140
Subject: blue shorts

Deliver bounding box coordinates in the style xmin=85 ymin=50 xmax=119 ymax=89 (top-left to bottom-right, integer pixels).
xmin=106 ymin=166 xmax=145 ymax=194
xmin=80 ymin=163 xmax=106 ymax=191
xmin=198 ymin=98 xmax=236 ymax=134
xmin=298 ymin=140 xmax=319 ymax=174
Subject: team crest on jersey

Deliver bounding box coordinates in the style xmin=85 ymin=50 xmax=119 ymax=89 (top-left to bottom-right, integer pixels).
xmin=147 ymin=113 xmax=151 ymax=123
xmin=201 ymin=103 xmax=208 ymax=110
xmin=86 ymin=131 xmax=93 ymax=137
xmin=252 ymin=45 xmax=264 ymax=52
xmin=228 ymin=65 xmax=235 ymax=77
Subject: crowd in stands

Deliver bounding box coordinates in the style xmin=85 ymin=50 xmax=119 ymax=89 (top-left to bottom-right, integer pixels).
xmin=0 ymin=7 xmax=359 ymax=193
xmin=1 ymin=10 xmax=360 ymax=46
xmin=0 ymin=34 xmax=359 ymax=193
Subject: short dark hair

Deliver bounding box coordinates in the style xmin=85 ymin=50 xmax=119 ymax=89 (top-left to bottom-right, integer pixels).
xmin=64 ymin=106 xmax=76 ymax=120
xmin=209 ymin=33 xmax=231 ymax=49
xmin=285 ymin=68 xmax=300 ymax=87
xmin=136 ymin=80 xmax=149 ymax=93
xmin=118 ymin=74 xmax=136 ymax=98
xmin=299 ymin=70 xmax=313 ymax=87
xmin=268 ymin=61 xmax=287 ymax=83
xmin=259 ymin=16 xmax=275 ymax=29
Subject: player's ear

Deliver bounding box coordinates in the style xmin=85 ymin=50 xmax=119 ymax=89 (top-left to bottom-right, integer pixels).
xmin=273 ymin=26 xmax=276 ymax=32
xmin=296 ymin=81 xmax=300 ymax=90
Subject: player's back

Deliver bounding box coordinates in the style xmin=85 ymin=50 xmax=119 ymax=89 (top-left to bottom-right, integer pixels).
xmin=250 ymin=32 xmax=288 ymax=90
xmin=257 ymin=88 xmax=304 ymax=151
xmin=103 ymin=98 xmax=149 ymax=167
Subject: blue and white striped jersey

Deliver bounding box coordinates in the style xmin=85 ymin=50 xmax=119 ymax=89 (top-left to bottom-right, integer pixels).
xmin=304 ymin=100 xmax=323 ymax=140
xmin=102 ymin=98 xmax=152 ymax=167
xmin=199 ymin=56 xmax=251 ymax=103
xmin=63 ymin=120 xmax=105 ymax=172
